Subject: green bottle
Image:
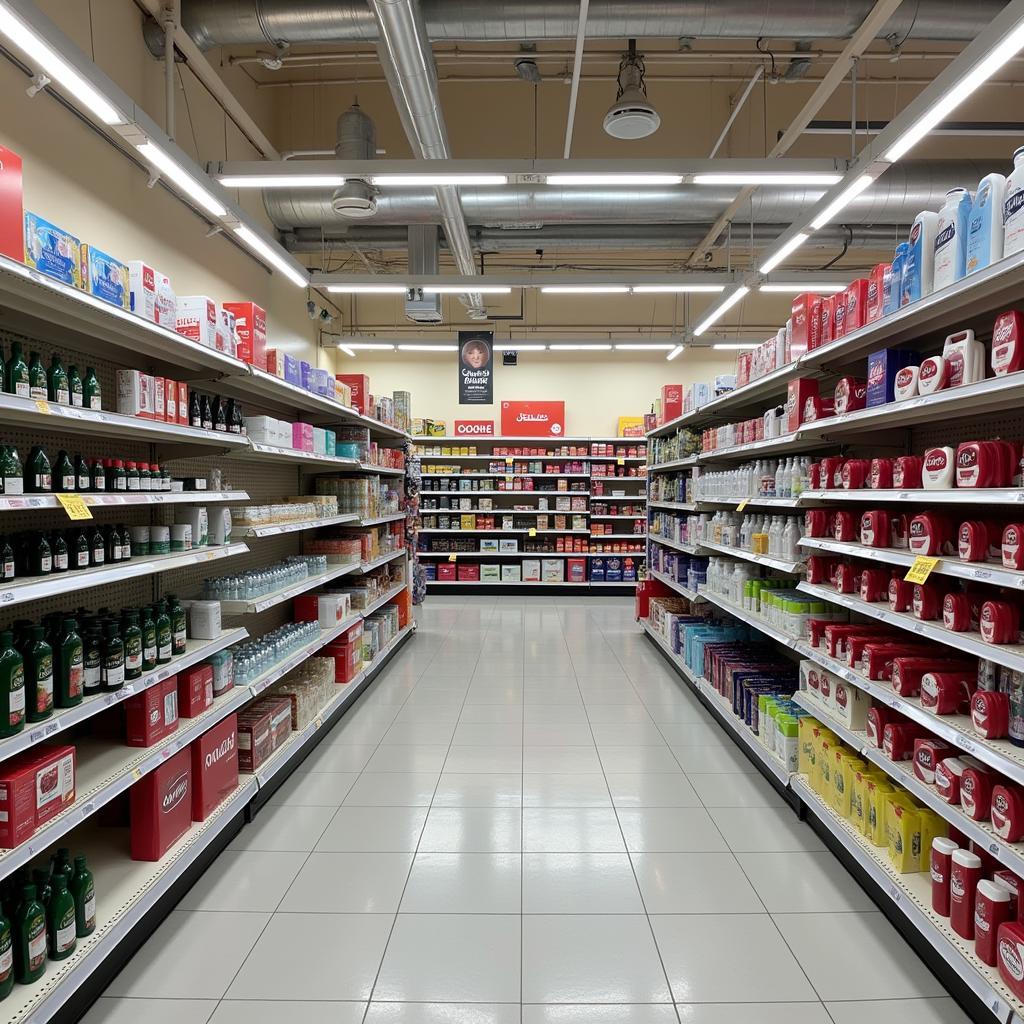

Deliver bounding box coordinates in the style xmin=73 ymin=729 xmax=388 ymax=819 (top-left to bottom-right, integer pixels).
xmin=55 ymin=619 xmax=83 ymax=708
xmin=89 ymin=525 xmax=105 ymax=567
xmin=0 ymin=537 xmax=12 ymax=580
xmin=0 ymin=446 xmax=22 ymax=497
xmin=45 ymin=874 xmax=74 ymax=961
xmin=74 ymin=453 xmax=89 ymax=492
xmin=104 ymin=525 xmax=121 ymax=564
xmin=53 ymin=450 xmax=74 ymax=493
xmin=167 ymin=594 xmax=187 ymax=656
xmin=118 ymin=524 xmax=131 ymax=560
xmin=140 ymin=607 xmax=157 ymax=671
xmin=122 ymin=611 xmax=142 ymax=681
xmin=155 ymin=601 xmax=172 ymax=664
xmin=82 ymin=367 xmax=101 ymax=411
xmin=67 ymin=365 xmax=83 ymax=408
xmin=30 ymin=871 xmax=50 ymax=911
xmin=47 ymin=355 xmax=69 ymax=406
xmin=89 ymin=458 xmax=104 ymax=492
xmin=26 ymin=352 xmax=46 ymax=401
xmin=83 ymin=630 xmax=102 ymax=695
xmin=29 ymin=532 xmax=51 ymax=576
xmin=124 ymin=462 xmax=139 ymax=492
xmin=52 ymin=848 xmax=73 ymax=882
xmin=23 ymin=627 xmax=53 ymax=723
xmin=0 ymin=903 xmax=13 ymax=1000
xmin=13 ymin=885 xmax=45 ymax=984
xmin=101 ymin=623 xmax=124 ymax=692
xmin=24 ymin=446 xmax=51 ymax=493
xmin=49 ymin=531 xmax=68 ymax=573
xmin=0 ymin=633 xmax=25 ymax=738
xmin=68 ymin=856 xmax=95 ymax=938
xmin=5 ymin=343 xmax=28 ymax=399
xmin=71 ymin=529 xmax=89 ymax=571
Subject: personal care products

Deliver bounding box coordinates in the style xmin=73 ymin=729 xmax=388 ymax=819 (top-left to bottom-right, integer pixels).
xmin=903 ymin=211 xmax=939 ymax=305
xmin=966 ymin=173 xmax=1006 ymax=274
xmin=933 ymin=187 xmax=972 ymax=290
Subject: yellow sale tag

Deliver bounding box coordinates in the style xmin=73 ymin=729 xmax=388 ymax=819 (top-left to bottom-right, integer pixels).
xmin=55 ymin=492 xmax=93 ymax=520
xmin=904 ymin=556 xmax=939 ymax=585
xmin=617 ymin=457 xmax=625 ymax=466
xmin=528 ymin=528 xmax=537 ymax=537
xmin=34 ymin=400 xmax=50 ymax=415
xmin=448 ymin=553 xmax=457 ymax=562
xmin=736 ymin=498 xmax=750 ymax=512
xmin=505 ymin=456 xmax=514 ymax=464
xmin=505 ymin=475 xmax=514 ymax=483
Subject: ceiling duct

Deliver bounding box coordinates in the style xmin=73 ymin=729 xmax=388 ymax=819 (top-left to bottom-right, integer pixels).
xmin=405 ymin=224 xmax=443 ymax=322
xmin=331 ymin=102 xmax=377 ymax=219
xmin=180 ymin=0 xmax=1003 ymax=46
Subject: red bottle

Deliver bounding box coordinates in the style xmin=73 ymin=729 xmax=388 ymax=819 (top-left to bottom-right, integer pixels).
xmin=931 ymin=836 xmax=959 ymax=916
xmin=950 ymin=848 xmax=983 ymax=939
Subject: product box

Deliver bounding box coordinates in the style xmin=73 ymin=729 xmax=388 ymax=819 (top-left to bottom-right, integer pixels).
xmin=223 ymin=301 xmax=267 ymax=369
xmin=130 ymin=747 xmax=191 ymax=861
xmin=481 ymin=564 xmax=500 ymax=581
xmin=786 ymin=378 xmax=819 ymax=434
xmin=83 ymin=244 xmax=130 ymax=310
xmin=437 ymin=563 xmax=457 ymax=581
xmin=522 ymin=558 xmax=541 ymax=582
xmin=791 ymin=293 xmax=822 ymax=355
xmin=284 ymin=354 xmax=300 ymax=386
xmin=480 ymin=539 xmax=500 ymax=552
xmin=337 ymin=374 xmax=372 ymax=415
xmin=0 ymin=146 xmax=23 ymax=262
xmin=499 ymin=539 xmax=519 ymax=553
xmin=177 ymin=381 xmax=188 ymax=425
xmin=591 ymin=557 xmax=606 ymax=581
xmin=501 ymin=564 xmax=523 ymax=582
xmin=266 ymin=348 xmax=285 ymax=378
xmin=164 ymin=378 xmax=177 ymax=422
xmin=661 ymin=384 xmax=683 ymax=423
xmin=844 ymin=279 xmax=870 ymax=334
xmin=300 ymin=361 xmax=311 ymax=391
xmin=0 ymin=756 xmax=36 ymax=848
xmin=867 ymin=348 xmax=917 ymax=407
xmin=457 ymin=564 xmax=481 ymax=581
xmin=152 ymin=374 xmax=166 ymax=421
xmin=116 ymin=368 xmax=154 ymax=419
xmin=125 ymin=677 xmax=179 ymax=747
xmin=216 ymin=306 xmax=238 ymax=357
xmin=866 ymin=263 xmax=888 ymax=323
xmin=21 ymin=745 xmax=76 ymax=831
xmin=178 ymin=665 xmax=214 ymax=718
xmin=542 ymin=558 xmax=564 ymax=582
xmin=292 ymin=421 xmax=314 ymax=452
xmin=176 ymin=295 xmax=218 ymax=348
xmin=191 ymin=714 xmax=238 ymax=821
xmin=567 ymin=557 xmax=587 ymax=583
xmin=23 ymin=212 xmax=84 ymax=288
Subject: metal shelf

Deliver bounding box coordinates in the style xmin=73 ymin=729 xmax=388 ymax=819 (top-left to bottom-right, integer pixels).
xmin=419 ymin=551 xmax=590 ymax=559
xmin=218 ymin=560 xmax=361 ymax=615
xmin=418 ymin=528 xmax=589 ymax=535
xmin=648 ymin=567 xmax=703 ymax=602
xmin=1 ymin=543 xmax=250 ymax=610
xmin=427 ymin=579 xmax=591 ymax=587
xmin=242 ymin=513 xmax=360 ymax=538
xmin=420 ymin=489 xmax=591 ymax=498
xmin=360 ymin=582 xmax=409 ymax=617
xmin=420 ymin=507 xmax=589 ymax=516
xmin=699 ymin=589 xmax=801 ymax=650
xmin=357 ymin=512 xmax=407 ymax=527
xmin=694 ymin=495 xmax=805 ymax=509
xmin=422 ymin=472 xmax=590 ymax=480
xmin=648 ymin=535 xmax=700 ymax=555
xmin=648 ymin=456 xmax=699 ymax=472
xmin=648 ymin=500 xmax=697 ymax=512
xmin=232 ymin=443 xmax=362 ymax=470
xmin=696 ymin=538 xmax=804 ymax=575
xmin=359 ymin=463 xmax=406 ymax=476
xmin=591 ymin=533 xmax=646 ymax=540
xmin=594 ymin=494 xmax=649 ymax=501
xmin=591 ymin=513 xmax=646 ymax=519
xmin=357 ymin=549 xmax=407 ymax=573
xmin=800 ymin=488 xmax=1024 ymax=505
xmin=0 ymin=490 xmax=249 ymax=513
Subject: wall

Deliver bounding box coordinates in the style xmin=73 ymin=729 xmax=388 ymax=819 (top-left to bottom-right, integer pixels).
xmin=340 ymin=347 xmax=737 ymax=436
xmin=0 ymin=0 xmax=322 ymax=364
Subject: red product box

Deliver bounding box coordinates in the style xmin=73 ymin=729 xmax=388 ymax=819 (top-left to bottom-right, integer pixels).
xmin=867 ymin=264 xmax=888 ymax=322
xmin=844 ymin=279 xmax=870 ymax=333
xmin=437 ymin=563 xmax=457 ymax=580
xmin=0 ymin=146 xmax=24 ymax=263
xmin=177 ymin=382 xmax=188 ymax=425
xmin=786 ymin=378 xmax=819 ymax=434
xmin=164 ymin=378 xmax=177 ymax=423
xmin=820 ymin=294 xmax=837 ymax=345
xmin=265 ymin=697 xmax=292 ymax=751
xmin=293 ymin=594 xmax=320 ymax=622
xmin=736 ymin=352 xmax=752 ymax=388
xmin=336 ymin=374 xmax=371 ymax=414
xmin=126 ymin=677 xmax=179 ymax=747
xmin=567 ymin=556 xmax=587 ymax=583
xmin=152 ymin=375 xmax=166 ymax=421
xmin=661 ymin=384 xmax=683 ymax=422
xmin=191 ymin=714 xmax=238 ymax=821
xmin=178 ymin=666 xmax=213 ymax=718
xmin=223 ymin=301 xmax=267 ymax=370
xmin=325 ymin=633 xmax=362 ymax=684
xmin=791 ymin=293 xmax=822 ymax=355
xmin=236 ymin=704 xmax=274 ymax=772
xmin=0 ymin=760 xmax=36 ymax=848
xmin=21 ymin=745 xmax=76 ymax=828
xmin=457 ymin=564 xmax=481 ymax=581
xmin=130 ymin=747 xmax=191 ymax=861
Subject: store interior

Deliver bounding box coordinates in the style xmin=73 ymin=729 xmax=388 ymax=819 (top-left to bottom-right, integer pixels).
xmin=1 ymin=0 xmax=1024 ymax=1022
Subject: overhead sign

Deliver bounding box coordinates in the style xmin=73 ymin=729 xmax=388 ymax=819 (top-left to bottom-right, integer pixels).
xmin=500 ymin=400 xmax=566 ymax=437
xmin=458 ymin=330 xmax=493 ymax=404
xmin=454 ymin=420 xmax=495 ymax=436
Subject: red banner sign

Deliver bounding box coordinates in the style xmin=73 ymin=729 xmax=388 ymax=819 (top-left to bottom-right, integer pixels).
xmin=454 ymin=419 xmax=495 ymax=436
xmin=500 ymin=400 xmax=566 ymax=437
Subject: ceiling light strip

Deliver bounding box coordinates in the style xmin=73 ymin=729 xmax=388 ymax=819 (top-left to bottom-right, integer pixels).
xmin=759 ymin=233 xmax=810 ymax=275
xmin=693 ymin=286 xmax=750 ymax=337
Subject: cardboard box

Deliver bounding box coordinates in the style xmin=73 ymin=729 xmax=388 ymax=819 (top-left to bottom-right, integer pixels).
xmin=83 ymin=244 xmax=129 ymax=310
xmin=567 ymin=557 xmax=587 ymax=583
xmin=191 ymin=714 xmax=238 ymax=821
xmin=791 ymin=293 xmax=821 ymax=355
xmin=481 ymin=564 xmax=500 ymax=581
xmin=457 ymin=564 xmax=481 ymax=581
xmin=542 ymin=558 xmax=564 ymax=582
xmin=501 ymin=564 xmax=522 ymax=582
xmin=0 ymin=146 xmax=23 ymax=262
xmin=522 ymin=558 xmax=541 ymax=582
xmin=0 ymin=756 xmax=36 ymax=848
xmin=24 ymin=212 xmax=84 ymax=288
xmin=437 ymin=563 xmax=457 ymax=581
xmin=786 ymin=378 xmax=819 ymax=434
xmin=130 ymin=747 xmax=191 ymax=861
xmin=177 ymin=381 xmax=189 ymax=425
xmin=116 ymin=368 xmax=154 ymax=419
xmin=284 ymin=354 xmax=300 ymax=386
xmin=176 ymin=295 xmax=218 ymax=348
xmin=125 ymin=677 xmax=179 ymax=747
xmin=337 ymin=374 xmax=371 ymax=415
xmin=178 ymin=665 xmax=213 ymax=718
xmin=266 ymin=348 xmax=284 ymax=378
xmin=660 ymin=384 xmax=683 ymax=423
xmin=216 ymin=306 xmax=238 ymax=357
xmin=499 ymin=539 xmax=519 ymax=553
xmin=152 ymin=375 xmax=166 ymax=421
xmin=164 ymin=378 xmax=177 ymax=423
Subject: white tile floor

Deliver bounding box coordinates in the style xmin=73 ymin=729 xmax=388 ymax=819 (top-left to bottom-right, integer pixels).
xmin=87 ymin=596 xmax=971 ymax=1024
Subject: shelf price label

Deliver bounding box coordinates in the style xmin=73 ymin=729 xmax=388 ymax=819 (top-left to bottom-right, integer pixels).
xmin=617 ymin=457 xmax=625 ymax=466
xmin=736 ymin=498 xmax=750 ymax=512
xmin=528 ymin=527 xmax=537 ymax=537
xmin=34 ymin=400 xmax=51 ymax=415
xmin=505 ymin=456 xmax=514 ymax=465
xmin=904 ymin=556 xmax=939 ymax=585
xmin=55 ymin=493 xmax=93 ymax=521
xmin=448 ymin=553 xmax=457 ymax=562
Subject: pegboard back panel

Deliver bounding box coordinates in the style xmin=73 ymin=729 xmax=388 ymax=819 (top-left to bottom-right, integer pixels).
xmin=912 ymin=408 xmax=1024 ymax=454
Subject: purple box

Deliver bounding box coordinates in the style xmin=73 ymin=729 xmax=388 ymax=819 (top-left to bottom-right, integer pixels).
xmin=866 ymin=347 xmax=917 ymax=407
xmin=283 ymin=354 xmax=300 ymax=386
xmin=312 ymin=368 xmax=333 ymax=397
xmin=300 ymin=360 xmax=312 ymax=391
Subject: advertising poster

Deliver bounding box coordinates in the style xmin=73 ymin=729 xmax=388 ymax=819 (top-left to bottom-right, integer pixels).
xmin=458 ymin=330 xmax=493 ymax=404
xmin=500 ymin=400 xmax=566 ymax=436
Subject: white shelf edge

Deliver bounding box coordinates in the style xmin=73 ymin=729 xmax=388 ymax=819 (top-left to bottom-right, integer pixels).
xmin=700 ymin=589 xmax=801 ymax=649
xmin=0 ymin=491 xmax=249 ymax=513
xmin=648 ymin=535 xmax=700 ymax=555
xmin=357 ymin=512 xmax=407 ymax=526
xmin=243 ymin=513 xmax=360 ymax=538
xmin=799 ymin=488 xmax=1024 ymax=505
xmin=648 ymin=568 xmax=703 ymax=601
xmin=361 ymin=582 xmax=409 ymax=617
xmin=420 ymin=490 xmax=592 ymax=497
xmin=418 ymin=529 xmax=589 ymax=535
xmin=697 ymin=538 xmax=805 ymax=575
xmin=358 ymin=549 xmax=408 ymax=573
xmin=426 ymin=578 xmax=592 ymax=587
xmin=218 ymin=560 xmax=361 ymax=615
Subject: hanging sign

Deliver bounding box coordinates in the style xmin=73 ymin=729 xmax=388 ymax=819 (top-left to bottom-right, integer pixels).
xmin=458 ymin=331 xmax=494 ymax=405
xmin=500 ymin=400 xmax=566 ymax=437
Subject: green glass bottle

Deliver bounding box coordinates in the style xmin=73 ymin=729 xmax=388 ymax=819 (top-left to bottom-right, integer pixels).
xmin=74 ymin=453 xmax=89 ymax=492
xmin=199 ymin=394 xmax=212 ymax=431
xmin=0 ymin=537 xmax=13 ymax=581
xmin=0 ymin=903 xmax=13 ymax=1000
xmin=103 ymin=525 xmax=121 ymax=564
xmin=68 ymin=856 xmax=95 ymax=938
xmin=82 ymin=629 xmax=102 ymax=695
xmin=47 ymin=355 xmax=69 ymax=406
xmin=155 ymin=600 xmax=172 ymax=664
xmin=119 ymin=524 xmax=131 ymax=560
xmin=0 ymin=633 xmax=25 ymax=738
xmin=49 ymin=531 xmax=68 ymax=573
xmin=30 ymin=871 xmax=50 ymax=912
xmin=125 ymin=461 xmax=139 ymax=492
xmin=13 ymin=885 xmax=45 ymax=984
xmin=24 ymin=446 xmax=51 ymax=493
xmin=5 ymin=343 xmax=28 ymax=399
xmin=67 ymin=365 xmax=83 ymax=408
xmin=122 ymin=611 xmax=142 ymax=681
xmin=45 ymin=873 xmax=75 ymax=961
xmin=52 ymin=849 xmax=73 ymax=881
xmin=0 ymin=446 xmax=22 ymax=496
xmin=23 ymin=627 xmax=53 ymax=723
xmin=101 ymin=623 xmax=124 ymax=692
xmin=55 ymin=619 xmax=83 ymax=708
xmin=167 ymin=594 xmax=187 ymax=657
xmin=71 ymin=529 xmax=89 ymax=571
xmin=140 ymin=607 xmax=157 ymax=671
xmin=89 ymin=524 xmax=105 ymax=567
xmin=26 ymin=352 xmax=46 ymax=401
xmin=212 ymin=396 xmax=227 ymax=432
xmin=89 ymin=458 xmax=104 ymax=492
xmin=53 ymin=450 xmax=74 ymax=493
xmin=29 ymin=532 xmax=51 ymax=576
xmin=108 ymin=459 xmax=126 ymax=492
xmin=82 ymin=367 xmax=101 ymax=411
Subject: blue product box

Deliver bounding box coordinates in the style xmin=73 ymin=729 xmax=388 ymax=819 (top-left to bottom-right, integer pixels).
xmin=335 ymin=441 xmax=362 ymax=459
xmin=324 ymin=429 xmax=336 ymax=453
xmin=590 ymin=557 xmax=606 ymax=581
xmin=300 ymin=360 xmax=312 ymax=391
xmin=283 ymin=354 xmax=300 ymax=386
xmin=605 ymin=556 xmax=623 ymax=582
xmin=83 ymin=244 xmax=130 ymax=309
xmin=23 ymin=212 xmax=84 ymax=288
xmin=866 ymin=347 xmax=917 ymax=407
xmin=314 ymin=368 xmax=334 ymax=396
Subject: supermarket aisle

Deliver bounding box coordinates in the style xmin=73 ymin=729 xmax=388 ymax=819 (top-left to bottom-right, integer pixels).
xmin=87 ymin=597 xmax=969 ymax=1024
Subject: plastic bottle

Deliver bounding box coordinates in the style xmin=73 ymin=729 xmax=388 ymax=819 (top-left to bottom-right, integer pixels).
xmin=68 ymin=856 xmax=95 ymax=938
xmin=887 ymin=243 xmax=910 ymax=314
xmin=25 ymin=446 xmax=51 ymax=493
xmin=155 ymin=600 xmax=172 ymax=664
xmin=0 ymin=633 xmax=24 ymax=738
xmin=1 ymin=446 xmax=22 ymax=496
xmin=55 ymin=619 xmax=83 ymax=708
xmin=53 ymin=450 xmax=74 ymax=493
xmin=22 ymin=627 xmax=52 ymax=723
xmin=82 ymin=367 xmax=101 ymax=411
xmin=902 ymin=211 xmax=939 ymax=305
xmin=89 ymin=524 xmax=105 ymax=567
xmin=52 ymin=848 xmax=73 ymax=881
xmin=26 ymin=352 xmax=46 ymax=401
xmin=783 ymin=518 xmax=801 ymax=562
xmin=140 ymin=607 xmax=158 ymax=671
xmin=28 ymin=532 xmax=51 ymax=576
xmin=45 ymin=874 xmax=75 ymax=961
xmin=49 ymin=531 xmax=68 ymax=573
xmin=0 ymin=903 xmax=13 ymax=999
xmin=1004 ymin=145 xmax=1024 ymax=258
xmin=167 ymin=594 xmax=187 ymax=656
xmin=89 ymin=458 xmax=104 ymax=492
xmin=125 ymin=462 xmax=139 ymax=492
xmin=67 ymin=365 xmax=83 ymax=408
xmin=933 ymin=188 xmax=972 ymax=291
xmin=966 ymin=173 xmax=1007 ymax=275
xmin=101 ymin=623 xmax=124 ymax=692
xmin=83 ymin=629 xmax=102 ymax=695
xmin=13 ymin=884 xmax=45 ymax=984
xmin=122 ymin=611 xmax=142 ymax=681
xmin=30 ymin=870 xmax=50 ymax=913
xmin=46 ymin=355 xmax=69 ymax=407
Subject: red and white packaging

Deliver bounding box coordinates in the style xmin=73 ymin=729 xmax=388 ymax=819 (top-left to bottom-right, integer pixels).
xmin=893 ymin=365 xmax=920 ymax=401
xmin=951 ymin=848 xmax=984 ymax=939
xmin=177 ymin=382 xmax=188 ymax=426
xmin=152 ymin=375 xmax=166 ymax=421
xmin=918 ymin=355 xmax=949 ymax=395
xmin=190 ymin=713 xmax=238 ymax=821
xmin=125 ymin=677 xmax=179 ymax=747
xmin=958 ymin=521 xmax=991 ymax=562
xmin=844 ymin=278 xmax=869 ymax=333
xmin=957 ymin=441 xmax=1009 ymax=488
xmin=841 ymin=459 xmax=872 ymax=490
xmin=834 ymin=561 xmax=858 ymax=593
xmin=866 ymin=263 xmax=888 ymax=323
xmin=994 ymin=871 xmax=1023 ymax=919
xmin=0 ymin=145 xmax=23 ymax=263
xmin=894 ymin=456 xmax=924 ymax=489
xmin=922 ymin=447 xmax=956 ymax=489
xmin=820 ymin=294 xmax=837 ymax=345
xmin=805 ymin=509 xmax=830 ymax=537
xmin=912 ymin=582 xmax=944 ymax=620
xmin=977 ymin=879 xmax=1013 ymax=966
xmin=998 ymin=920 xmax=1024 ymax=1000
xmin=223 ymin=301 xmax=267 ymax=370
xmin=866 ymin=705 xmax=898 ymax=748
xmin=1004 ymin=524 xmax=1024 ymax=569
xmin=869 ymin=458 xmax=894 ymax=489
xmin=0 ymin=744 xmax=76 ymax=846
xmin=943 ymin=593 xmax=973 ymax=632
xmin=834 ymin=377 xmax=867 ymax=415
xmin=821 ymin=456 xmax=846 ymax=489
xmin=116 ymin=369 xmax=154 ymax=420
xmin=980 ymin=600 xmax=1021 ymax=644
xmin=944 ymin=329 xmax=986 ymax=388
xmin=859 ymin=567 xmax=891 ymax=603
xmin=130 ymin=747 xmax=191 ymax=861
xmin=803 ymin=395 xmax=834 ymax=423
xmin=889 ymin=576 xmax=916 ymax=612
xmin=177 ymin=665 xmax=213 ymax=718
xmin=833 ymin=510 xmax=858 ymax=542
xmin=973 ymin=689 xmax=1011 ymax=738
xmin=791 ymin=293 xmax=822 ymax=355
xmin=962 ymin=763 xmax=996 ymax=820
xmin=883 ymin=721 xmax=926 ymax=761
xmin=931 ymin=836 xmax=960 ymax=915
xmin=860 ymin=510 xmax=891 ymax=548
xmin=913 ymin=738 xmax=955 ymax=784
xmin=935 ymin=757 xmax=968 ymax=804
xmin=175 ymin=296 xmax=218 ymax=349
xmin=992 ymin=784 xmax=1024 ymax=842
xmin=164 ymin=379 xmax=177 ymax=423
xmin=992 ymin=310 xmax=1024 ymax=376
xmin=909 ymin=512 xmax=953 ymax=555
xmin=921 ymin=669 xmax=975 ymax=715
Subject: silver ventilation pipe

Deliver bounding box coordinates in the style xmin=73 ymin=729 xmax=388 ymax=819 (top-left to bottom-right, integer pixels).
xmin=368 ymin=0 xmax=485 ymax=319
xmin=180 ymin=0 xmax=1003 ymax=47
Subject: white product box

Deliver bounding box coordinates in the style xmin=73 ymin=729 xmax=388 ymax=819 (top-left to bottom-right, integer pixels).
xmin=831 ymin=678 xmax=869 ymax=730
xmin=116 ymin=369 xmax=153 ymax=419
xmin=501 ymin=564 xmax=522 ymax=582
xmin=480 ymin=539 xmax=500 ymax=552
xmin=541 ymin=559 xmax=564 ymax=582
xmin=318 ymin=593 xmax=351 ymax=628
xmin=152 ymin=375 xmax=166 ymax=421
xmin=522 ymin=559 xmax=541 ymax=582
xmin=187 ymin=600 xmax=222 ymax=639
xmin=127 ymin=261 xmax=158 ymax=323
xmin=499 ymin=539 xmax=519 ymax=553
xmin=176 ymin=295 xmax=218 ymax=348
xmin=164 ymin=378 xmax=177 ymax=423
xmin=216 ymin=306 xmax=239 ymax=357
xmin=313 ymin=427 xmax=327 ymax=456
xmin=481 ymin=564 xmax=500 ymax=581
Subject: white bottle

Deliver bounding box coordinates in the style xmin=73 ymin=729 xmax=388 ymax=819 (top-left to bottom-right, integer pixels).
xmin=783 ymin=518 xmax=800 ymax=562
xmin=774 ymin=461 xmax=786 ymax=500
xmin=1004 ymin=146 xmax=1024 ymax=259
xmin=966 ymin=173 xmax=1006 ymax=275
xmin=902 ymin=211 xmax=939 ymax=305
xmin=933 ymin=187 xmax=972 ymax=291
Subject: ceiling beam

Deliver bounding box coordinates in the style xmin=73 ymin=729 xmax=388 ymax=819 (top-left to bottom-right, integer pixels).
xmin=562 ymin=0 xmax=589 ymax=159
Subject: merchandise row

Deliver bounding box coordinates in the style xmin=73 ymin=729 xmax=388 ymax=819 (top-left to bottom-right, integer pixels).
xmin=424 ymin=554 xmax=640 ymax=584
xmin=414 ymin=442 xmax=646 ymax=459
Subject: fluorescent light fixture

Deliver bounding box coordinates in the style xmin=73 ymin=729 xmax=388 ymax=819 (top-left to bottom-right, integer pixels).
xmin=545 ymin=173 xmax=683 ymax=186
xmin=613 ymin=343 xmax=677 ymax=351
xmin=339 ymin=343 xmax=396 ymax=351
xmin=713 ymin=342 xmax=759 ymax=350
xmin=233 ymin=226 xmax=308 ymax=287
xmin=326 ymin=284 xmax=409 ymax=294
xmin=369 ymin=174 xmax=508 ymax=187
xmin=631 ymin=284 xmax=726 ymax=293
xmin=421 ymin=285 xmax=512 ymax=294
xmin=136 ymin=142 xmax=228 ymax=218
xmin=0 ymin=3 xmax=124 ymax=124
xmin=666 ymin=345 xmax=685 ymax=361
xmin=693 ymin=286 xmax=750 ymax=337
xmin=759 ymin=233 xmax=810 ymax=274
xmin=501 ymin=345 xmax=547 ymax=351
xmin=541 ymin=285 xmax=630 ymax=294
xmin=885 ymin=21 xmax=1024 ymax=162
xmin=810 ymin=174 xmax=874 ymax=230
xmin=219 ymin=174 xmax=346 ymax=188
xmin=548 ymin=344 xmax=613 ymax=351
xmin=759 ymin=283 xmax=847 ymax=294
xmin=693 ymin=172 xmax=843 ymax=186
xmin=339 ymin=346 xmax=356 ymax=357
xmin=397 ymin=344 xmax=459 ymax=352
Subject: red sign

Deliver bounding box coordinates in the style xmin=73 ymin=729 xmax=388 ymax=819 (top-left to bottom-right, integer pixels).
xmin=0 ymin=146 xmax=24 ymax=262
xmin=500 ymin=400 xmax=566 ymax=437
xmin=454 ymin=419 xmax=495 ymax=436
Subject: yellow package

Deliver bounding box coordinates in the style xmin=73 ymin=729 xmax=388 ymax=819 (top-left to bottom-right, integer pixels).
xmin=866 ymin=778 xmax=897 ymax=847
xmin=916 ymin=808 xmax=946 ymax=872
xmin=460 ymin=514 xmax=477 ymax=530
xmin=817 ymin=733 xmax=836 ymax=798
xmin=832 ymin=753 xmax=865 ymax=821
xmin=886 ymin=792 xmax=923 ymax=873
xmin=851 ymin=767 xmax=881 ymax=837
xmin=798 ymin=716 xmax=819 ymax=776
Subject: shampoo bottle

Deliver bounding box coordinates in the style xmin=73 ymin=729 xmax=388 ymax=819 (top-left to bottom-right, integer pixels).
xmin=966 ymin=172 xmax=1006 ymax=274
xmin=902 ymin=211 xmax=939 ymax=306
xmin=886 ymin=243 xmax=910 ymax=315
xmin=1004 ymin=145 xmax=1024 ymax=258
xmin=933 ymin=188 xmax=972 ymax=291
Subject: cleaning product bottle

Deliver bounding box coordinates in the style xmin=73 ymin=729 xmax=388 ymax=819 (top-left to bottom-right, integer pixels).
xmin=23 ymin=627 xmax=52 ymax=723
xmin=933 ymin=188 xmax=972 ymax=291
xmin=4 ymin=342 xmax=28 ymax=398
xmin=55 ymin=619 xmax=84 ymax=708
xmin=46 ymin=354 xmax=69 ymax=406
xmin=68 ymin=855 xmax=95 ymax=937
xmin=885 ymin=243 xmax=909 ymax=315
xmin=45 ymin=874 xmax=75 ymax=961
xmin=0 ymin=633 xmax=24 ymax=738
xmin=13 ymin=885 xmax=45 ymax=984
xmin=0 ymin=902 xmax=13 ymax=1000
xmin=902 ymin=211 xmax=939 ymax=306
xmin=26 ymin=353 xmax=46 ymax=401
xmin=1004 ymin=145 xmax=1024 ymax=258
xmin=966 ymin=173 xmax=1006 ymax=275
xmin=82 ymin=367 xmax=101 ymax=411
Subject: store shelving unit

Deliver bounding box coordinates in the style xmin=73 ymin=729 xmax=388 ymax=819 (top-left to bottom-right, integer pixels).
xmin=0 ymin=490 xmax=249 ymax=513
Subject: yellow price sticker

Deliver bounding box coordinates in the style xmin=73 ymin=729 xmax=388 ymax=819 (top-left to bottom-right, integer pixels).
xmin=34 ymin=400 xmax=51 ymax=415
xmin=505 ymin=456 xmax=514 ymax=465
xmin=528 ymin=527 xmax=537 ymax=537
xmin=904 ymin=555 xmax=939 ymax=585
xmin=55 ymin=492 xmax=93 ymax=520
xmin=617 ymin=457 xmax=625 ymax=466
xmin=505 ymin=475 xmax=514 ymax=483
xmin=448 ymin=553 xmax=457 ymax=562
xmin=736 ymin=498 xmax=750 ymax=512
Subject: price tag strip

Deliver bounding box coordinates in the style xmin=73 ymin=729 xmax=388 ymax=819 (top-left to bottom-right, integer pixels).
xmin=55 ymin=492 xmax=93 ymax=520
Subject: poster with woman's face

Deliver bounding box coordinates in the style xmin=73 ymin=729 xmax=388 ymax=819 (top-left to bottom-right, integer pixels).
xmin=458 ymin=330 xmax=493 ymax=404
